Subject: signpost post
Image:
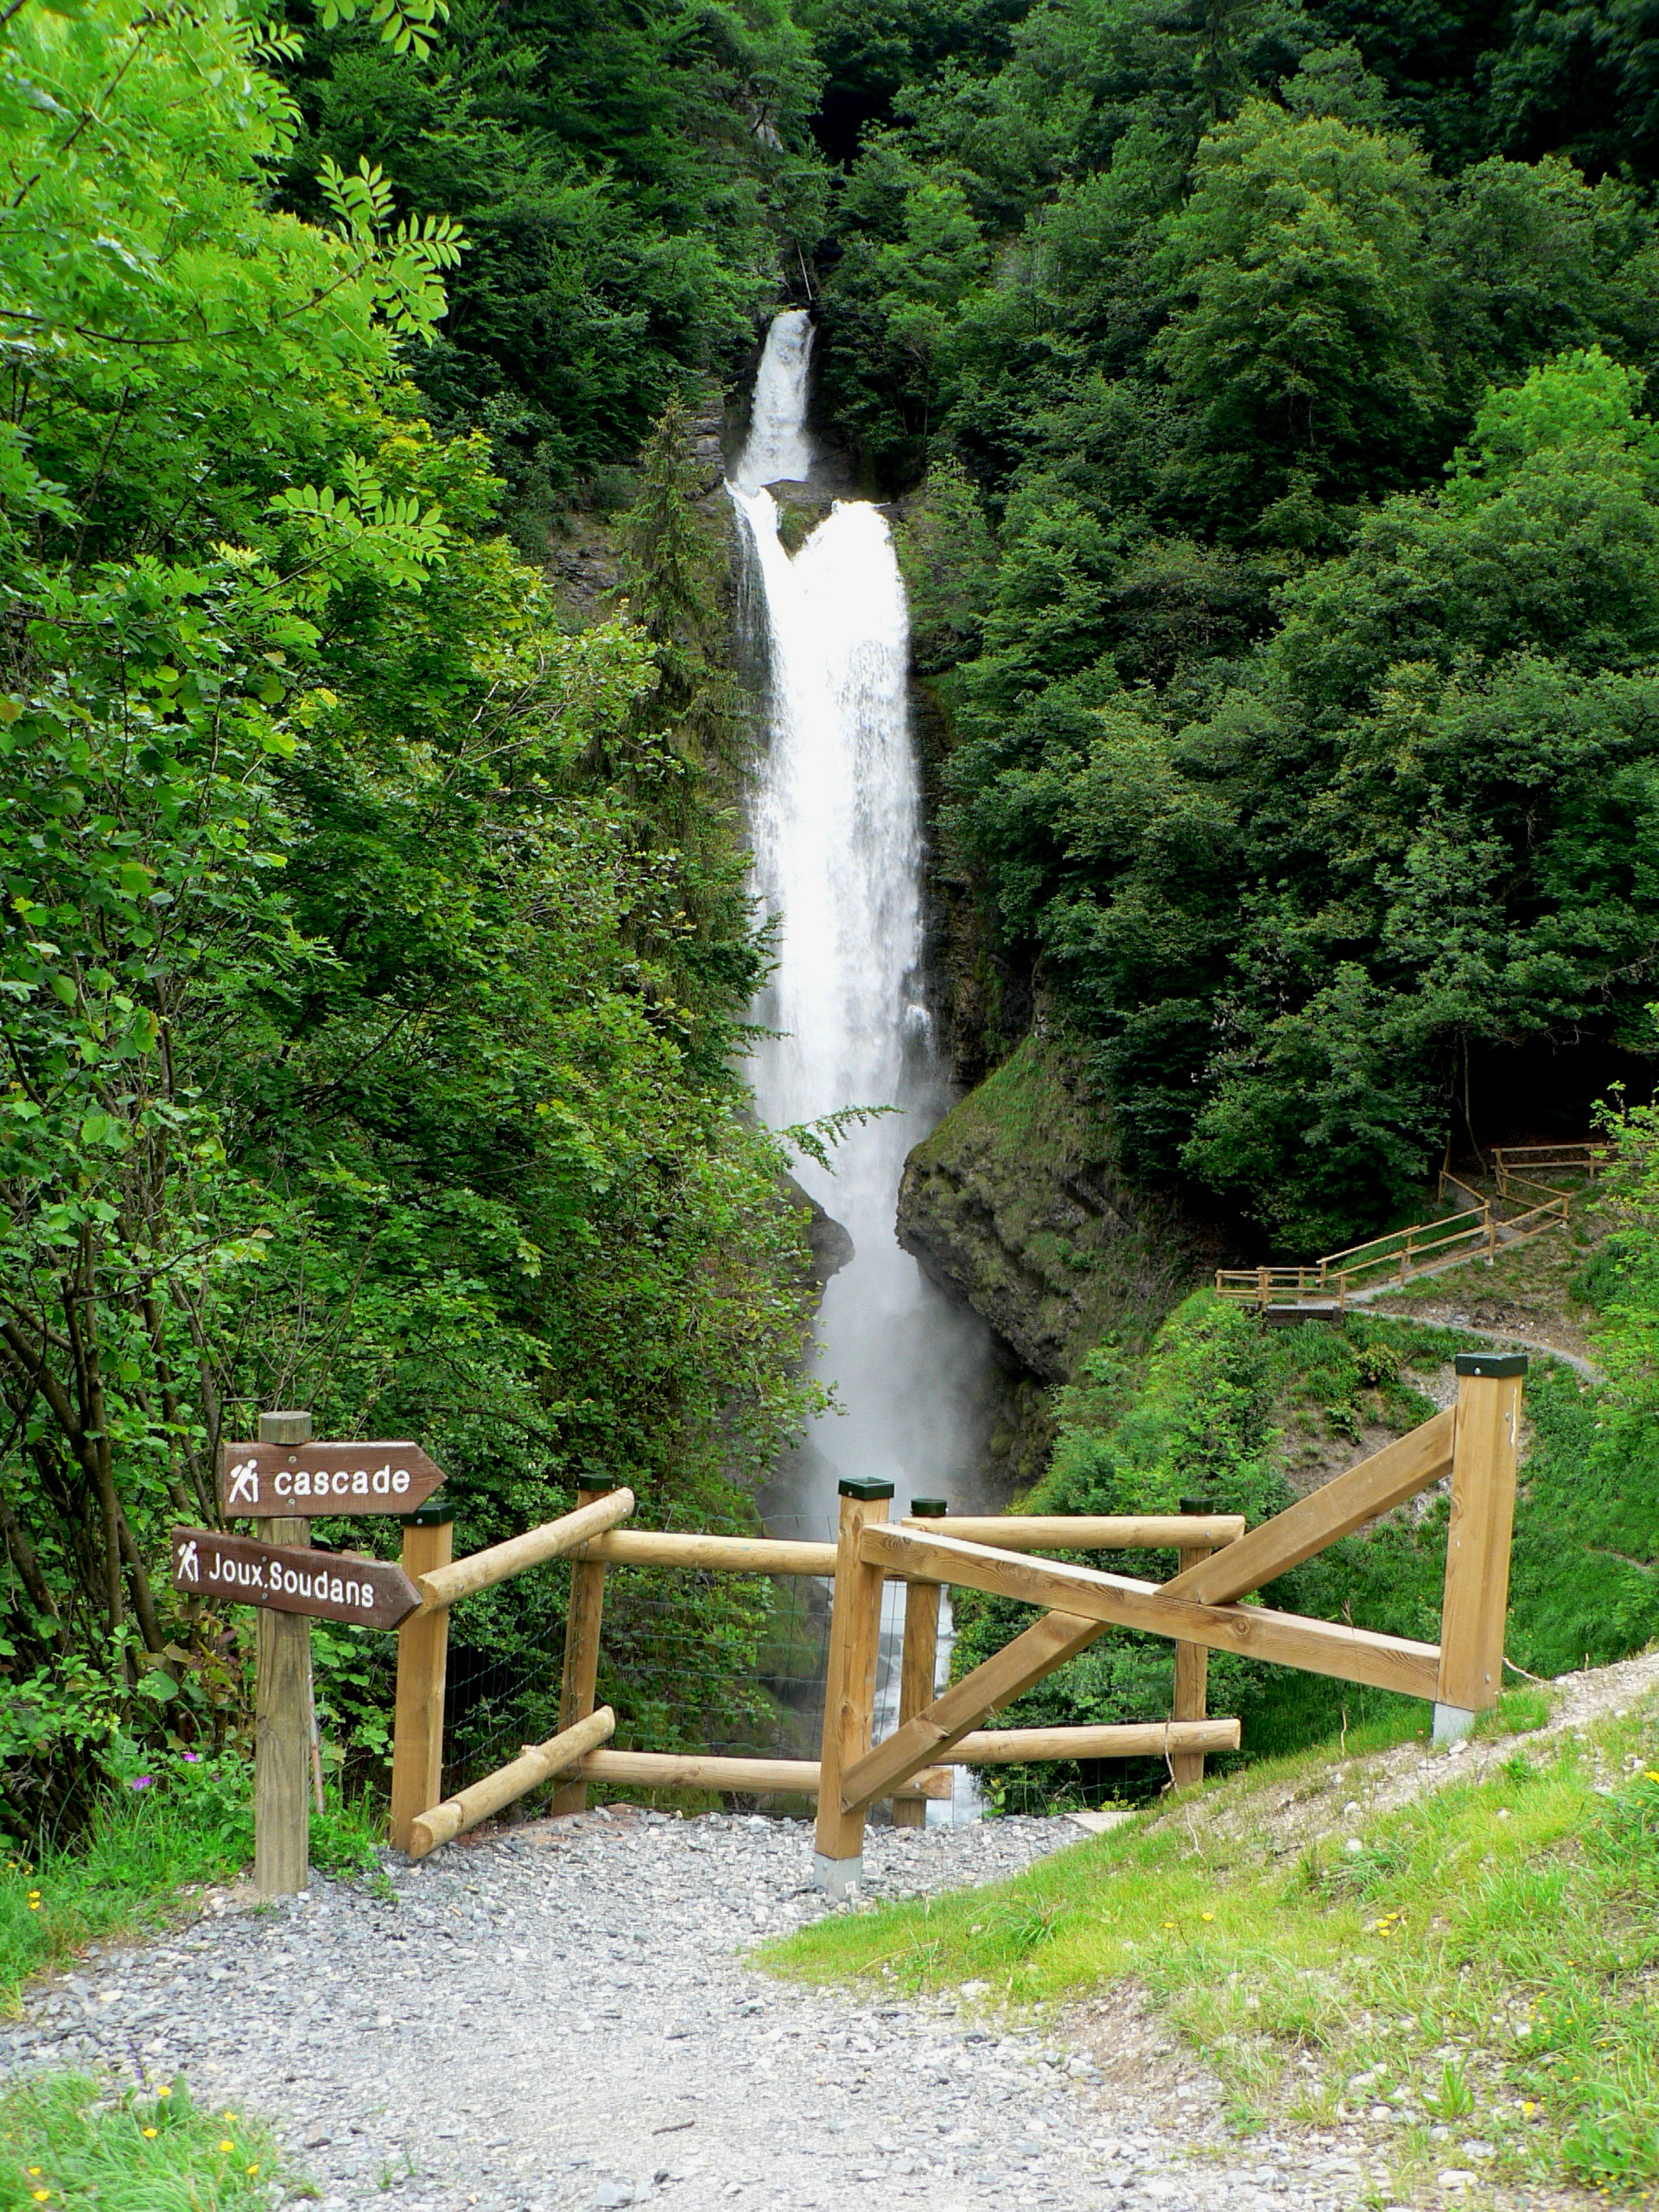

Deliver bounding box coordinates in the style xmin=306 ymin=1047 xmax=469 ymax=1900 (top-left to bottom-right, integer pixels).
xmin=250 ymin=1411 xmax=314 ymax=1898
xmin=176 ymin=1412 xmax=446 ymax=1899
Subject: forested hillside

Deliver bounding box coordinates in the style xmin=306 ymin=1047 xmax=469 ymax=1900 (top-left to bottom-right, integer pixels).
xmin=8 ymin=0 xmax=1659 ymax=1836
xmin=829 ymin=0 xmax=1659 ymax=1248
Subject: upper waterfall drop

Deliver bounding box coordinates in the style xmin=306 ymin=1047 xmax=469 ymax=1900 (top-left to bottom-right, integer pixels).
xmin=728 ymin=314 xmax=997 ymax=1548
xmin=732 ymin=308 xmax=816 ymax=491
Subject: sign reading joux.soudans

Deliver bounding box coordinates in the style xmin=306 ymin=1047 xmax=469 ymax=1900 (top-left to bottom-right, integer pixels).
xmin=218 ymin=1440 xmax=446 ymax=1518
xmin=172 ymin=1528 xmax=421 ymax=1630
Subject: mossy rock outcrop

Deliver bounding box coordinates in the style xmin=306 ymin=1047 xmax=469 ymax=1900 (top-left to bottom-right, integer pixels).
xmin=897 ymin=1033 xmax=1209 ymax=1382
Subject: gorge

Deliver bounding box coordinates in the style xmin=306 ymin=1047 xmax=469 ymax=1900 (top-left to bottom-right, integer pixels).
xmin=730 ymin=311 xmax=1001 ymax=1548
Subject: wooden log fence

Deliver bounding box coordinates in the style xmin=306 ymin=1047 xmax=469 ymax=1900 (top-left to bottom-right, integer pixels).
xmin=387 ymin=1354 xmax=1523 ymax=1883
xmin=1220 ymin=1147 xmax=1603 ymax=1313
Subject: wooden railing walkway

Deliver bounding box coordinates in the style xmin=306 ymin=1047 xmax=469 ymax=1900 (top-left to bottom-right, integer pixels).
xmin=385 ymin=1357 xmax=1530 ymax=1893
xmin=1215 ymin=1142 xmax=1608 ymax=1313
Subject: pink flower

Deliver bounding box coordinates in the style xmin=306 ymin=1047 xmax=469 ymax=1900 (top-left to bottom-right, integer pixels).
xmin=130 ymin=1776 xmax=153 ymax=1790
xmin=181 ymin=1751 xmax=201 ymax=1763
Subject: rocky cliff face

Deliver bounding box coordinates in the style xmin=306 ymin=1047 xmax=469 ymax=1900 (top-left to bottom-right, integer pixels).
xmin=898 ymin=1032 xmax=1214 ymax=1386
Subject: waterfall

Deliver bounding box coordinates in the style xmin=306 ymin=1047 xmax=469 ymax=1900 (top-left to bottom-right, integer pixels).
xmin=731 ymin=307 xmax=816 ymax=492
xmin=729 ymin=312 xmax=995 ymax=1822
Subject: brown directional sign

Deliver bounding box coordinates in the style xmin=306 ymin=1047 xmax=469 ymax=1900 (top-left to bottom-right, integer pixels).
xmin=171 ymin=1528 xmax=421 ymax=1630
xmin=218 ymin=1440 xmax=446 ymax=1518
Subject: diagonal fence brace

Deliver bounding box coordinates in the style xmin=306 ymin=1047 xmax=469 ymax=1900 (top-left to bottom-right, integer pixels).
xmin=1160 ymin=1405 xmax=1455 ymax=1606
xmin=860 ymin=1523 xmax=1441 ymax=1700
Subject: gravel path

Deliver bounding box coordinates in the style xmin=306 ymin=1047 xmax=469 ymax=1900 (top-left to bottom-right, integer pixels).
xmin=0 ymin=1808 xmax=1395 ymax=2212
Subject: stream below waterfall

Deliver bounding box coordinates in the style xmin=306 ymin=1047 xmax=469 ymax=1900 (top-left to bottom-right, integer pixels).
xmin=728 ymin=310 xmax=1007 ymax=1820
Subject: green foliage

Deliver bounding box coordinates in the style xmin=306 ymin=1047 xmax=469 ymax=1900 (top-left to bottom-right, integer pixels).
xmin=0 ymin=0 xmax=820 ymax=1835
xmin=278 ymin=0 xmax=828 ymax=530
xmin=1154 ymin=100 xmax=1448 ymax=527
xmin=940 ymin=349 xmax=1659 ymax=1244
xmin=810 ymin=0 xmax=1659 ymax=1248
xmin=0 ymin=2071 xmax=284 ymax=2212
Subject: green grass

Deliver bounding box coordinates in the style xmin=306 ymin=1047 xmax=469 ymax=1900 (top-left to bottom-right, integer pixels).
xmin=1 ymin=1750 xmax=387 ymax=2014
xmin=0 ymin=2072 xmax=290 ymax=2210
xmin=763 ymin=1694 xmax=1659 ymax=2201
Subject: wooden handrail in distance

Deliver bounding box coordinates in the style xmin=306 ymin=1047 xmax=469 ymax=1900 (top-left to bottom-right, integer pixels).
xmin=416 ymin=1487 xmax=634 ymax=1610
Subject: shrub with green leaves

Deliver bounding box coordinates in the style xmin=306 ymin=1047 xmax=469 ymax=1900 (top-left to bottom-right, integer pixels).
xmin=0 ymin=0 xmax=819 ymax=1834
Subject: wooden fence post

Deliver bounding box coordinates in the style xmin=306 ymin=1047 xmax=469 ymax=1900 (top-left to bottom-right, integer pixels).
xmin=254 ymin=1409 xmax=314 ymax=1897
xmin=551 ymin=1480 xmax=613 ymax=1816
xmin=1434 ymin=1351 xmax=1526 ymax=1742
xmin=1170 ymin=1495 xmax=1211 ymax=1789
xmin=815 ymin=1476 xmax=891 ymax=1895
xmin=893 ymin=1497 xmax=946 ymax=1830
xmin=390 ymin=1502 xmax=454 ymax=1853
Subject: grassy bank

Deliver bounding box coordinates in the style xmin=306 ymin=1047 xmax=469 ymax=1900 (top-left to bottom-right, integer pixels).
xmin=764 ymin=1690 xmax=1659 ymax=2200
xmin=0 ymin=2072 xmax=285 ymax=2210
xmin=0 ymin=1751 xmax=384 ymax=2015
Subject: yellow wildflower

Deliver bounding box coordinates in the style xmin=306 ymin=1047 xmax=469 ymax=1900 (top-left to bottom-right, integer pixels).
xmin=218 ymin=2139 xmax=235 ymax=2153
xmin=142 ymin=2126 xmax=158 ymax=2139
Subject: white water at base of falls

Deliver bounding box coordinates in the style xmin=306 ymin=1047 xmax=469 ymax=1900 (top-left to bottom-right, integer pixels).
xmin=729 ymin=311 xmax=1001 ymax=1824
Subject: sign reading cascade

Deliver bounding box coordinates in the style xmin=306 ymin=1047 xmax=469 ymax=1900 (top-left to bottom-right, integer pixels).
xmin=218 ymin=1440 xmax=446 ymax=1518
xmin=172 ymin=1529 xmax=421 ymax=1630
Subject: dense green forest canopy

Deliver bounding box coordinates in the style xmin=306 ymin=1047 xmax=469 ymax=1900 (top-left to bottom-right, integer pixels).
xmin=279 ymin=0 xmax=1659 ymax=1249
xmin=8 ymin=0 xmax=1659 ymax=1821
xmin=820 ymin=0 xmax=1659 ymax=1249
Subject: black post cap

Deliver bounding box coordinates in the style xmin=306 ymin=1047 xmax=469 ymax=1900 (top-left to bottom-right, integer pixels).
xmin=909 ymin=1497 xmax=949 ymax=1517
xmin=838 ymin=1476 xmax=894 ymax=1501
xmin=1454 ymin=1351 xmax=1529 ymax=1377
xmin=1179 ymin=1495 xmax=1214 ymax=1516
xmin=400 ymin=1501 xmax=455 ymax=1527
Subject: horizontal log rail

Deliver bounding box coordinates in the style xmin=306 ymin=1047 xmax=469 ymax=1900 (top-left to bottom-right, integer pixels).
xmin=575 ymin=1750 xmax=950 ymax=1799
xmin=573 ymin=1529 xmax=836 ymax=1574
xmin=1491 ymin=1142 xmax=1611 ymax=1173
xmin=416 ymin=1488 xmax=634 ymax=1611
xmin=409 ymin=1705 xmax=617 ymax=1858
xmin=860 ymin=1523 xmax=1443 ymax=1701
xmin=948 ymin=1719 xmax=1239 ymax=1762
xmin=905 ymin=1513 xmax=1244 ymax=1550
xmin=1316 ymin=1201 xmax=1491 ymax=1273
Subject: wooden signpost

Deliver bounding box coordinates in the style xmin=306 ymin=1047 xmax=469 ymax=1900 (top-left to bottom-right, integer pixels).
xmin=218 ymin=1440 xmax=446 ymax=1517
xmin=171 ymin=1528 xmax=419 ymax=1631
xmin=182 ymin=1411 xmax=447 ymax=1899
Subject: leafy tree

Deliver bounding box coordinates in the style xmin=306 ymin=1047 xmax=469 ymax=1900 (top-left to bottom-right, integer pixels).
xmin=280 ymin=0 xmax=827 ymax=530
xmin=0 ymin=0 xmax=817 ymax=1828
xmin=1154 ymin=102 xmax=1449 ymax=532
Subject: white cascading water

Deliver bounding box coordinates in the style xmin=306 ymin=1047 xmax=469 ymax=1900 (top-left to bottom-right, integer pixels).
xmin=729 ymin=311 xmax=995 ymax=1820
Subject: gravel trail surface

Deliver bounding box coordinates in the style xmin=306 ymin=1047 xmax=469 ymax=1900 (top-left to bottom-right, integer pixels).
xmin=3 ymin=1809 xmax=1398 ymax=2212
